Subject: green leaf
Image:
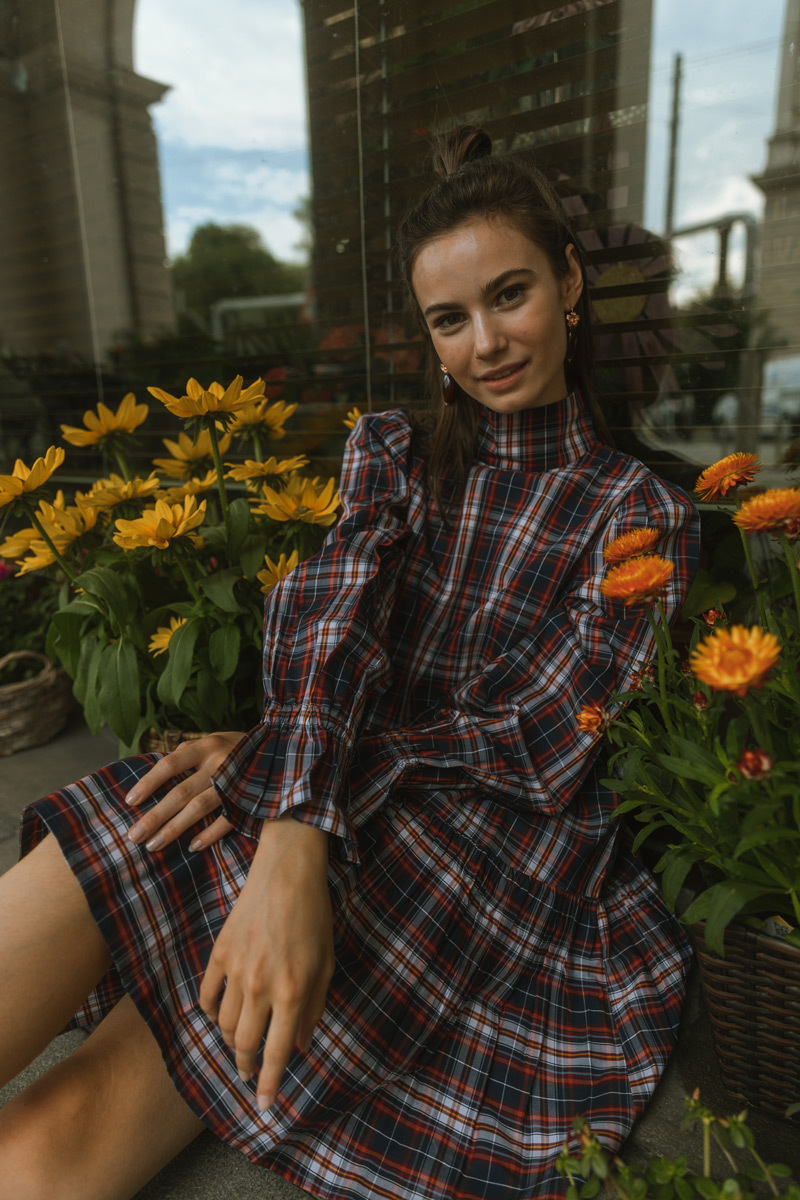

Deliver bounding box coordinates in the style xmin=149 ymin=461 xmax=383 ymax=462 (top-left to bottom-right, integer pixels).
xmin=239 ymin=533 xmax=270 ymax=578
xmin=74 ymin=566 xmax=131 ymax=631
xmin=226 ymin=496 xmax=252 ymax=562
xmin=96 ymin=639 xmax=141 ymax=745
xmin=47 ymin=610 xmax=84 ymax=677
xmin=197 ymin=667 xmax=227 ymax=726
xmin=81 ymin=639 xmax=107 ymax=734
xmin=655 ymin=752 xmax=722 ymax=788
xmin=156 ymin=618 xmax=201 ymax=708
xmin=661 ymin=853 xmax=702 ymax=912
xmin=690 ymin=881 xmax=772 ymax=955
xmin=201 ymin=570 xmax=244 ymax=613
xmin=209 ymin=623 xmax=241 ymax=683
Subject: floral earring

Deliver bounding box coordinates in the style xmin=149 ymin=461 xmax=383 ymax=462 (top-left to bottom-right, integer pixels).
xmin=439 ymin=363 xmax=455 ymax=407
xmin=565 ymin=309 xmax=580 ymax=363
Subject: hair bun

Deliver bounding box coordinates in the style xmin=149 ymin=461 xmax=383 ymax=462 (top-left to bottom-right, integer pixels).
xmin=432 ymin=125 xmax=492 ymax=179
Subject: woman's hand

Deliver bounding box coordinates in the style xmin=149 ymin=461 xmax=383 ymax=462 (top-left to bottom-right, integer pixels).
xmin=126 ymin=731 xmax=244 ymax=853
xmin=199 ymin=814 xmax=334 ymax=1111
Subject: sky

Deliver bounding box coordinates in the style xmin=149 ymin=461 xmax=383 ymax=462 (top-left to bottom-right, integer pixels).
xmin=135 ymin=0 xmax=787 ymax=300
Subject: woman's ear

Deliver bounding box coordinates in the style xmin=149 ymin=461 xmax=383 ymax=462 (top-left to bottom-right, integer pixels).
xmin=563 ymin=243 xmax=584 ymax=309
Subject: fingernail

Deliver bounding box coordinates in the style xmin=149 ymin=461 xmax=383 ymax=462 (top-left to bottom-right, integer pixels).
xmin=238 ymin=1069 xmax=251 ymax=1084
xmin=257 ymin=1093 xmax=273 ymax=1111
xmin=125 ymin=789 xmax=140 ymax=806
xmin=128 ymin=823 xmax=144 ymax=843
xmin=189 ymin=838 xmax=203 ymax=852
xmin=145 ymin=833 xmax=164 ymax=852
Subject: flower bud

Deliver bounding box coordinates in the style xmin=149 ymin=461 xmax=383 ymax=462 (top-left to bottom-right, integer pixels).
xmin=736 ymin=748 xmax=772 ymax=781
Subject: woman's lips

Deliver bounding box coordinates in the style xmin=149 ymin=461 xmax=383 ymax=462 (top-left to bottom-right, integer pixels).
xmin=477 ymin=361 xmax=528 ymax=392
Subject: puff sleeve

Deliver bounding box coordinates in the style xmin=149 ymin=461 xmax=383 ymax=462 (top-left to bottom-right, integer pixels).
xmin=212 ymin=411 xmax=411 ymax=858
xmin=355 ymin=473 xmax=699 ymax=816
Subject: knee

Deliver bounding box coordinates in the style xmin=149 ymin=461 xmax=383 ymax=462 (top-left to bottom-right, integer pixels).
xmin=0 ymin=1062 xmax=109 ymax=1200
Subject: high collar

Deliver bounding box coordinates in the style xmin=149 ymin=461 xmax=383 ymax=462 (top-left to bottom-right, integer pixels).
xmin=475 ymin=390 xmax=599 ymax=472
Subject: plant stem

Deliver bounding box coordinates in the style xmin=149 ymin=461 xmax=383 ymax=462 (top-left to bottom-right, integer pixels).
xmin=703 ymin=1120 xmax=711 ymax=1178
xmin=252 ymin=430 xmax=263 ymax=462
xmin=112 ymin=447 xmax=131 ymax=482
xmin=646 ymin=605 xmax=674 ymax=736
xmin=744 ymin=694 xmax=773 ymax=759
xmin=738 ymin=527 xmax=767 ymax=626
xmin=778 ymin=532 xmax=800 ymax=628
xmin=748 ymin=1145 xmax=781 ymax=1198
xmin=709 ymin=1125 xmax=739 ymax=1174
xmin=28 ymin=510 xmax=76 ymax=582
xmin=206 ymin=419 xmax=230 ymax=525
xmin=176 ymin=555 xmax=201 ymax=602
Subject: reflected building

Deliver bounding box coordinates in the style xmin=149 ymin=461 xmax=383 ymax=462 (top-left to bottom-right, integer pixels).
xmin=752 ymin=0 xmax=800 ymax=362
xmin=0 ymin=0 xmax=174 ymax=363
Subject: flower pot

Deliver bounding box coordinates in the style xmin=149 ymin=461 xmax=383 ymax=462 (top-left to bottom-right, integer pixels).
xmin=689 ymin=922 xmax=800 ymax=1118
xmin=140 ymin=727 xmax=209 ymax=755
xmin=0 ymin=651 xmax=74 ymax=756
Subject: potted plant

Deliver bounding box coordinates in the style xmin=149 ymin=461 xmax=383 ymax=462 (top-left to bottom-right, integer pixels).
xmin=576 ymin=452 xmax=800 ymax=1115
xmin=0 ymin=378 xmax=346 ymax=752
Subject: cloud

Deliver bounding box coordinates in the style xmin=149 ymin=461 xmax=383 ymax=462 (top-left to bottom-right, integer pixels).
xmin=134 ymin=0 xmax=306 ymax=152
xmin=210 ymin=162 xmax=309 ymax=206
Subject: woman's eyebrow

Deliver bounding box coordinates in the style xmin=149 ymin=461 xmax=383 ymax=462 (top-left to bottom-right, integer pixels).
xmin=422 ymin=268 xmax=535 ymax=319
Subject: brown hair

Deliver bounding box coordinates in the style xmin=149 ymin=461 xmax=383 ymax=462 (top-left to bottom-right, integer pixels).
xmin=398 ymin=126 xmax=609 ymax=518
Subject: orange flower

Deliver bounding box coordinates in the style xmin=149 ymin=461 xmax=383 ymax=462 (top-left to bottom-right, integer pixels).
xmin=603 ymin=527 xmax=660 ymax=565
xmin=600 ymin=555 xmax=674 ymax=607
xmin=694 ymin=452 xmax=761 ymax=501
xmin=732 ymin=487 xmax=800 ymax=538
xmin=576 ymin=702 xmax=611 ymax=735
xmin=689 ymin=625 xmax=781 ymax=697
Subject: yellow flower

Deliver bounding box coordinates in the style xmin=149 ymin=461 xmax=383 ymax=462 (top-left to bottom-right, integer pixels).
xmin=690 ymin=625 xmax=781 ymax=697
xmin=226 ymin=399 xmax=297 ymax=439
xmin=158 ymin=470 xmax=219 ymax=504
xmin=732 ymin=487 xmax=800 ymax=538
xmin=15 ymin=499 xmax=100 ymax=575
xmin=148 ymin=616 xmax=187 ymax=657
xmin=152 ymin=429 xmax=232 ymax=480
xmin=603 ymin=527 xmax=660 ymax=565
xmin=576 ymin=702 xmax=611 ymax=735
xmin=225 ymin=455 xmax=309 ymax=482
xmin=80 ymin=472 xmax=161 ymax=511
xmin=147 ymin=376 xmax=265 ymax=420
xmin=343 ymin=406 xmax=362 ymax=430
xmin=60 ymin=393 xmax=148 ymax=447
xmin=0 ymin=447 xmax=65 ymax=510
xmin=251 ymin=475 xmax=340 ymax=527
xmin=600 ymin=554 xmax=674 ymax=607
xmin=257 ymin=550 xmax=300 ymax=594
xmin=694 ymin=452 xmax=761 ymax=501
xmin=113 ymin=496 xmax=206 ymax=551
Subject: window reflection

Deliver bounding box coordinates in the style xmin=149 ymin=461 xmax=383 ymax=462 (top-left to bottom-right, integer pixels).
xmin=0 ymin=0 xmax=798 ymax=488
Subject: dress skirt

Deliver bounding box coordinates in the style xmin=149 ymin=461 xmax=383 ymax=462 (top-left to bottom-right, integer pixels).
xmin=20 ymin=753 xmax=691 ymax=1200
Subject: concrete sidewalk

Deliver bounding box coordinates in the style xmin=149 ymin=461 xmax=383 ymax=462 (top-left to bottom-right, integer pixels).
xmin=1 ymin=716 xmax=798 ymax=1197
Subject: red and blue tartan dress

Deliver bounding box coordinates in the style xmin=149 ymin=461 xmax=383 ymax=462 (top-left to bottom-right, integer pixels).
xmin=22 ymin=391 xmax=699 ymax=1200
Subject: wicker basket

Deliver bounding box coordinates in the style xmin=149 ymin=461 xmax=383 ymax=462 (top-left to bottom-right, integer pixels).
xmin=690 ymin=922 xmax=800 ymax=1118
xmin=140 ymin=727 xmax=208 ymax=755
xmin=0 ymin=651 xmax=74 ymax=756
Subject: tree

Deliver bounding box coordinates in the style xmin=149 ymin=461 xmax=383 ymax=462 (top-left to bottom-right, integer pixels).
xmin=171 ymin=224 xmax=307 ymax=325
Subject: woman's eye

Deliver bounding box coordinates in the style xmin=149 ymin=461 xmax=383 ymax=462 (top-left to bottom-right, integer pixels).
xmin=433 ymin=312 xmax=463 ymax=330
xmin=497 ymin=285 xmax=524 ymax=305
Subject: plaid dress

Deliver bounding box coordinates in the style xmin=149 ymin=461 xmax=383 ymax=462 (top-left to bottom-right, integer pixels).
xmin=22 ymin=391 xmax=700 ymax=1199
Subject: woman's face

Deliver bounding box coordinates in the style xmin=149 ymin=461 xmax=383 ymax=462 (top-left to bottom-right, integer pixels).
xmin=411 ymin=216 xmax=583 ymax=414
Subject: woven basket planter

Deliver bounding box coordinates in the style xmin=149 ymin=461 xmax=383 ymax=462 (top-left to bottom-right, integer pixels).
xmin=140 ymin=727 xmax=208 ymax=755
xmin=0 ymin=651 xmax=74 ymax=756
xmin=690 ymin=922 xmax=800 ymax=1119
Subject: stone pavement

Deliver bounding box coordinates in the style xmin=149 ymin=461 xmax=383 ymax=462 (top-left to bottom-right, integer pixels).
xmin=1 ymin=716 xmax=798 ymax=1197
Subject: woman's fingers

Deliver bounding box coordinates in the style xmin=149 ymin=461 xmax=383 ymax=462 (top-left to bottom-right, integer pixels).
xmin=126 ymin=732 xmax=243 ymax=807
xmin=256 ymin=1007 xmax=302 ymax=1109
xmin=129 ymin=785 xmax=224 ymax=851
xmin=189 ymin=814 xmax=234 ymax=852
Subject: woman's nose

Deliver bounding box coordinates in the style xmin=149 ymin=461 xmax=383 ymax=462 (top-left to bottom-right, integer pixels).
xmin=472 ymin=313 xmax=506 ymax=358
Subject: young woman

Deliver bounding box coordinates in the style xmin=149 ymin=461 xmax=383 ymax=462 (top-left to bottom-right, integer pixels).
xmin=0 ymin=127 xmax=699 ymax=1200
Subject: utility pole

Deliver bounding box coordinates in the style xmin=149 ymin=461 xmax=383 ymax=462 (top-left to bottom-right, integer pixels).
xmin=665 ymin=52 xmax=682 ymax=237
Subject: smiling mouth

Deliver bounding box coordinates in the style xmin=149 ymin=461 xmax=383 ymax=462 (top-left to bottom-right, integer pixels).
xmin=479 ymin=362 xmax=527 ymax=382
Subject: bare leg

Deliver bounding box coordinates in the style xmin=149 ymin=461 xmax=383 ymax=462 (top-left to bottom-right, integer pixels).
xmin=0 ymin=993 xmax=205 ymax=1200
xmin=0 ymin=833 xmax=111 ymax=1088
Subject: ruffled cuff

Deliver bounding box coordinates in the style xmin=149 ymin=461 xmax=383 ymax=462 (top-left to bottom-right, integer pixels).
xmin=211 ymin=701 xmax=358 ymax=861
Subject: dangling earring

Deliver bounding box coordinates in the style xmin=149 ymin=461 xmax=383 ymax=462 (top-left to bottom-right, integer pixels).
xmin=565 ymin=308 xmax=580 ymax=363
xmin=439 ymin=363 xmax=455 ymax=407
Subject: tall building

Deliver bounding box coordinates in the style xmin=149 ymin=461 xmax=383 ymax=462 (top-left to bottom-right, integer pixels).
xmin=752 ymin=0 xmax=800 ymax=360
xmin=0 ymin=0 xmax=175 ymax=362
